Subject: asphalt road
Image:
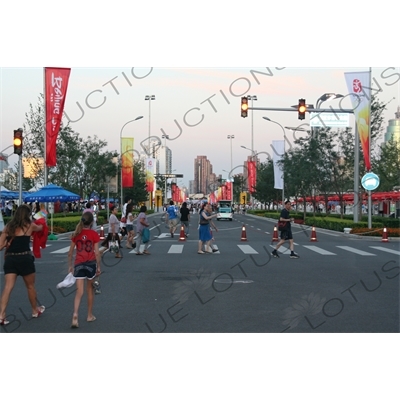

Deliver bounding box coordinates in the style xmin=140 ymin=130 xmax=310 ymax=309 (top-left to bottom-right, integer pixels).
xmin=1 ymin=212 xmax=399 ymax=333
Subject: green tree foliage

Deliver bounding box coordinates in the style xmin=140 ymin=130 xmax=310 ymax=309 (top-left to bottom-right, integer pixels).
xmin=375 ymin=139 xmax=400 ymax=191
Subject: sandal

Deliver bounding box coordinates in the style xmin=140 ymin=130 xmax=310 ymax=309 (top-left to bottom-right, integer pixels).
xmin=32 ymin=305 xmax=45 ymax=318
xmin=136 ymin=252 xmax=143 ymax=255
xmin=71 ymin=315 xmax=79 ymax=329
xmin=197 ymin=251 xmax=205 ymax=254
xmin=87 ymin=316 xmax=96 ymax=322
xmin=0 ymin=318 xmax=10 ymax=326
xmin=143 ymin=251 xmax=151 ymax=255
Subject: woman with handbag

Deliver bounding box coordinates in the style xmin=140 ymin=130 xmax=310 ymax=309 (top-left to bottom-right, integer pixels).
xmin=135 ymin=205 xmax=150 ymax=255
xmin=197 ymin=202 xmax=218 ymax=254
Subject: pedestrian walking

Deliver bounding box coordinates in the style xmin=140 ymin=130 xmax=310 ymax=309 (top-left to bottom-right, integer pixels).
xmin=179 ymin=202 xmax=190 ymax=237
xmin=197 ymin=202 xmax=218 ymax=254
xmin=67 ymin=211 xmax=101 ymax=328
xmin=272 ymin=200 xmax=300 ymax=259
xmin=101 ymin=205 xmax=122 ymax=258
xmin=0 ymin=205 xmax=45 ymax=325
xmin=165 ymin=200 xmax=179 ymax=238
xmin=125 ymin=203 xmax=136 ymax=249
xmin=136 ymin=205 xmax=151 ymax=255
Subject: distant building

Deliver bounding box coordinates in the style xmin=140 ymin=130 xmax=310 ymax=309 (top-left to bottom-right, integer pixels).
xmin=385 ymin=106 xmax=400 ymax=143
xmin=194 ymin=156 xmax=214 ymax=194
xmin=0 ymin=153 xmax=9 ymax=174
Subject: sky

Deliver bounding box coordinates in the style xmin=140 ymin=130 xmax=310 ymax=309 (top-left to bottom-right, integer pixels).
xmin=1 ymin=67 xmax=399 ymax=188
xmin=1 ymin=2 xmax=399 ymax=397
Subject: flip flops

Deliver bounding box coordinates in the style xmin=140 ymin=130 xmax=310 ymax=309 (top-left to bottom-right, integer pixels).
xmin=0 ymin=318 xmax=10 ymax=326
xmin=32 ymin=305 xmax=45 ymax=318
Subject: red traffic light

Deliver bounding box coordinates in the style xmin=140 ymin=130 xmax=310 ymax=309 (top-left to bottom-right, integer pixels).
xmin=13 ymin=129 xmax=23 ymax=155
xmin=298 ymin=98 xmax=306 ymax=120
xmin=241 ymin=97 xmax=248 ymax=118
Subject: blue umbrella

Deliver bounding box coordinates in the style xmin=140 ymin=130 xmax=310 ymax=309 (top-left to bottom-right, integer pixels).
xmin=25 ymin=184 xmax=81 ymax=240
xmin=24 ymin=184 xmax=80 ymax=202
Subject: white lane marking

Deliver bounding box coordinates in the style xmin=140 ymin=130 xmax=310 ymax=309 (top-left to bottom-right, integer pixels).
xmin=369 ymin=246 xmax=400 ymax=256
xmin=336 ymin=246 xmax=376 ymax=256
xmin=302 ymin=245 xmax=336 ymax=255
xmin=50 ymin=246 xmax=70 ymax=254
xmin=238 ymin=245 xmax=258 ymax=254
xmin=168 ymin=245 xmax=184 ymax=254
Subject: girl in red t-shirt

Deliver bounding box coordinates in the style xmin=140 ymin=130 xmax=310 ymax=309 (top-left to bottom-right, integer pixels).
xmin=67 ymin=212 xmax=101 ymax=328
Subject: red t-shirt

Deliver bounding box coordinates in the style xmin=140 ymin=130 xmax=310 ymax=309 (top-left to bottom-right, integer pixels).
xmin=72 ymin=228 xmax=100 ymax=265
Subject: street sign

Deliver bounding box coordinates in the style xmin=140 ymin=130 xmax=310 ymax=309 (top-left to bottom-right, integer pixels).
xmin=310 ymin=112 xmax=350 ymax=128
xmin=361 ymin=172 xmax=380 ymax=191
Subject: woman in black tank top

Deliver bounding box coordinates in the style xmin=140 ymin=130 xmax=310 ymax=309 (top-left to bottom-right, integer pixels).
xmin=0 ymin=205 xmax=45 ymax=326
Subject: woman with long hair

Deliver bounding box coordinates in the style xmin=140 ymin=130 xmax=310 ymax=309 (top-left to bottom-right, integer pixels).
xmin=67 ymin=211 xmax=101 ymax=328
xmin=0 ymin=205 xmax=45 ymax=325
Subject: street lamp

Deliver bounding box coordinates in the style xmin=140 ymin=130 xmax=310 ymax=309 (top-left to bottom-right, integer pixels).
xmin=263 ymin=117 xmax=286 ymax=205
xmin=227 ymin=135 xmax=235 ymax=173
xmin=120 ymin=116 xmax=143 ymax=207
xmin=162 ymin=133 xmax=169 ymax=204
xmin=316 ymin=93 xmax=344 ymax=109
xmin=247 ymin=95 xmax=257 ymax=155
xmin=145 ymin=95 xmax=156 ymax=154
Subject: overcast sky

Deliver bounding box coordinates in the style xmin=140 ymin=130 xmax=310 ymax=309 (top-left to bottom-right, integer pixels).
xmin=1 ymin=67 xmax=399 ymax=187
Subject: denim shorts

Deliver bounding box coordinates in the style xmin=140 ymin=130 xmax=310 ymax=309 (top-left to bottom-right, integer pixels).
xmin=73 ymin=261 xmax=97 ymax=280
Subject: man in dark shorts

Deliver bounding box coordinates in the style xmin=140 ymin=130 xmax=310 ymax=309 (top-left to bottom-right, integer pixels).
xmin=272 ymin=201 xmax=300 ymax=259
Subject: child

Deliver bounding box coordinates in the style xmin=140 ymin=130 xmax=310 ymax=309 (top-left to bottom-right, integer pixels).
xmin=67 ymin=212 xmax=101 ymax=328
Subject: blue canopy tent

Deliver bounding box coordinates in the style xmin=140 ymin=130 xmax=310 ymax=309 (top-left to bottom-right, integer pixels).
xmin=25 ymin=184 xmax=80 ymax=240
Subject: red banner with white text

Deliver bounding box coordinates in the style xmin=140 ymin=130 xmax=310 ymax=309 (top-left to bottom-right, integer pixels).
xmin=45 ymin=67 xmax=71 ymax=167
xmin=248 ymin=161 xmax=257 ymax=193
xmin=122 ymin=138 xmax=134 ymax=188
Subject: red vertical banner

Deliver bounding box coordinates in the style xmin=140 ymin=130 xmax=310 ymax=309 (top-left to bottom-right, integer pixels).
xmin=121 ymin=138 xmax=134 ymax=188
xmin=221 ymin=185 xmax=226 ymax=200
xmin=248 ymin=161 xmax=257 ymax=193
xmin=45 ymin=67 xmax=71 ymax=167
xmin=225 ymin=182 xmax=232 ymax=201
xmin=171 ymin=183 xmax=177 ymax=202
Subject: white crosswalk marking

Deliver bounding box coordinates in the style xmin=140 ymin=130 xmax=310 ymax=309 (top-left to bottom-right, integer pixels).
xmin=238 ymin=245 xmax=258 ymax=254
xmin=336 ymin=246 xmax=376 ymax=256
xmin=168 ymin=245 xmax=184 ymax=254
xmin=369 ymin=246 xmax=400 ymax=256
xmin=302 ymin=245 xmax=336 ymax=255
xmin=51 ymin=246 xmax=70 ymax=254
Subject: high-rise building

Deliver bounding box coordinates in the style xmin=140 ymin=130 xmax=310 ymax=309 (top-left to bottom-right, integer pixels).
xmin=194 ymin=156 xmax=213 ymax=195
xmin=154 ymin=145 xmax=172 ymax=175
xmin=385 ymin=106 xmax=400 ymax=143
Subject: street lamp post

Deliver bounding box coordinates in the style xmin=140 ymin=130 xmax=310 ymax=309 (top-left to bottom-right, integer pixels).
xmin=247 ymin=95 xmax=257 ymax=155
xmin=227 ymin=135 xmax=235 ymax=173
xmin=263 ymin=117 xmax=286 ymax=205
xmin=120 ymin=116 xmax=143 ymax=207
xmin=145 ymin=95 xmax=156 ymax=155
xmin=162 ymin=133 xmax=169 ymax=204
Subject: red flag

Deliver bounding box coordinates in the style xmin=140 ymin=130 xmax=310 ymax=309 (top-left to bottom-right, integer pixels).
xmin=45 ymin=67 xmax=71 ymax=167
xmin=225 ymin=182 xmax=232 ymax=201
xmin=248 ymin=161 xmax=257 ymax=193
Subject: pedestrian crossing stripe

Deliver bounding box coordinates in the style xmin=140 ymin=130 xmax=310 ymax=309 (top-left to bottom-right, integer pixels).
xmin=369 ymin=246 xmax=400 ymax=256
xmin=302 ymin=245 xmax=336 ymax=255
xmin=336 ymin=246 xmax=376 ymax=256
xmin=45 ymin=244 xmax=398 ymax=257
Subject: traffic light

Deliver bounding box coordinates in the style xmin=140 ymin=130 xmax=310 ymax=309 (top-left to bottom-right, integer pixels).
xmin=298 ymin=98 xmax=306 ymax=120
xmin=241 ymin=97 xmax=248 ymax=118
xmin=13 ymin=128 xmax=23 ymax=155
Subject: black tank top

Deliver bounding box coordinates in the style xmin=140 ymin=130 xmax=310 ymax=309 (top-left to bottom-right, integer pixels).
xmin=6 ymin=236 xmax=31 ymax=253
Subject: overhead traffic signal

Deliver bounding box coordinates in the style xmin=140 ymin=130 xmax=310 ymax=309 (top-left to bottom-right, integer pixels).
xmin=13 ymin=128 xmax=23 ymax=155
xmin=241 ymin=97 xmax=248 ymax=118
xmin=298 ymin=98 xmax=306 ymax=120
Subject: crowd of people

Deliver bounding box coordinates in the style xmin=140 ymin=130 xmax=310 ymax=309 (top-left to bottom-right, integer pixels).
xmin=0 ymin=195 xmax=304 ymax=329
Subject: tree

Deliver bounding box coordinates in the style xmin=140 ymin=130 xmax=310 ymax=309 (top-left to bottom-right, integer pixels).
xmin=252 ymin=160 xmax=281 ymax=209
xmin=375 ymin=139 xmax=400 ymax=191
